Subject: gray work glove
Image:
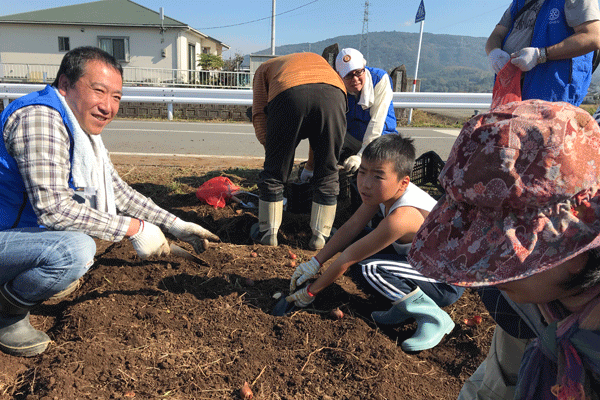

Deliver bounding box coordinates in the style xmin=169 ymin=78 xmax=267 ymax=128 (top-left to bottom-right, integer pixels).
xmin=343 ymin=155 xmax=362 ymax=174
xmin=488 ymin=48 xmax=511 ymax=73
xmin=168 ymin=217 xmax=219 ymax=254
xmin=300 ymin=167 xmax=314 ymax=183
xmin=511 ymin=47 xmax=541 ymax=72
xmin=286 ymin=285 xmax=315 ymax=308
xmin=129 ymin=221 xmax=170 ymax=259
xmin=290 ymin=257 xmax=321 ymax=292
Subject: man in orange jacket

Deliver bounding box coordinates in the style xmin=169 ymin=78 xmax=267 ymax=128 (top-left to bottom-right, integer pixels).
xmin=251 ymin=53 xmax=347 ymax=250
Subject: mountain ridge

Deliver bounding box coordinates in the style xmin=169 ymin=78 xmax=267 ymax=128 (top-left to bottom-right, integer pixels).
xmin=248 ymin=30 xmax=600 ymax=94
xmin=250 ymin=31 xmax=494 ymax=92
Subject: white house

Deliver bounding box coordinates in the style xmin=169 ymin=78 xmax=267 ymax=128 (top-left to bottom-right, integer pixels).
xmin=0 ymin=0 xmax=229 ymax=84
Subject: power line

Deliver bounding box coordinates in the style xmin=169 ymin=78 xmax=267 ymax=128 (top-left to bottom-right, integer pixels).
xmin=199 ymin=0 xmax=320 ymax=30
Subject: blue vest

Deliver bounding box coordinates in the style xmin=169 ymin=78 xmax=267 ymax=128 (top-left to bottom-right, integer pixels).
xmin=504 ymin=0 xmax=593 ymax=106
xmin=0 ymin=85 xmax=75 ymax=230
xmin=346 ymin=67 xmax=398 ymax=142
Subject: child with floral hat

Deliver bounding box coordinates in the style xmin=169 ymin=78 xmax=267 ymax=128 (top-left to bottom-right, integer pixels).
xmin=408 ymin=99 xmax=600 ymax=400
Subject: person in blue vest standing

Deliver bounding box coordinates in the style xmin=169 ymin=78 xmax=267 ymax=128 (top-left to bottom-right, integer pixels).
xmin=302 ymin=48 xmax=397 ymax=180
xmin=486 ymin=0 xmax=600 ymax=106
xmin=0 ymin=46 xmax=219 ymax=357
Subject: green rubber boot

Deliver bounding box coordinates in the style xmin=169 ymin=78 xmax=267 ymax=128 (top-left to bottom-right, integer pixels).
xmin=371 ymin=288 xmax=455 ymax=352
xmin=0 ymin=284 xmax=50 ymax=357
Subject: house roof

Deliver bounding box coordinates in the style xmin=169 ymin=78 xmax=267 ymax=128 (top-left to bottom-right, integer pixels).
xmin=0 ymin=0 xmax=229 ymax=48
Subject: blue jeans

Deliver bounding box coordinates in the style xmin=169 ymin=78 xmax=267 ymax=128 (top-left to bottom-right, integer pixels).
xmin=0 ymin=228 xmax=96 ymax=303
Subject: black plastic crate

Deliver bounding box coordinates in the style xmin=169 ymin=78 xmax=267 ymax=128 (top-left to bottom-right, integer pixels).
xmin=338 ymin=167 xmax=354 ymax=200
xmin=410 ymin=151 xmax=446 ymax=200
xmin=286 ymin=163 xmax=355 ymax=214
xmin=286 ymin=181 xmax=312 ymax=214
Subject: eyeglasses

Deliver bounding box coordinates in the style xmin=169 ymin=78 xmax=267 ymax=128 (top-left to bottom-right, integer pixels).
xmin=343 ymin=68 xmax=365 ymax=80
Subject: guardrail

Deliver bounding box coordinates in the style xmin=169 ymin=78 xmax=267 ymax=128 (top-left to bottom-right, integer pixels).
xmin=0 ymin=63 xmax=252 ymax=89
xmin=0 ymin=83 xmax=492 ymax=119
xmin=392 ymin=92 xmax=492 ymax=109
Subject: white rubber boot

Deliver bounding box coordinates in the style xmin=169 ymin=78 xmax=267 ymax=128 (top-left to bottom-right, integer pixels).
xmin=308 ymin=202 xmax=336 ymax=250
xmin=250 ymin=200 xmax=283 ymax=246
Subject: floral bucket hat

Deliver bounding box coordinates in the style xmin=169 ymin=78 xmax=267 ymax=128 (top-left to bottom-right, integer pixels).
xmin=408 ymin=100 xmax=600 ymax=287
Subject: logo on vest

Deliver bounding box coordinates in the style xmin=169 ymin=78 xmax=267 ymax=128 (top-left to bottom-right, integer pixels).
xmin=548 ymin=7 xmax=560 ymax=24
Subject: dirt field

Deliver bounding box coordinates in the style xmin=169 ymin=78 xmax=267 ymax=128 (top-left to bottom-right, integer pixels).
xmin=0 ymin=155 xmax=494 ymax=400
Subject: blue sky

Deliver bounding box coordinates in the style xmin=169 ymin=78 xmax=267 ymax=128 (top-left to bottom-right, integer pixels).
xmin=2 ymin=0 xmax=512 ymax=57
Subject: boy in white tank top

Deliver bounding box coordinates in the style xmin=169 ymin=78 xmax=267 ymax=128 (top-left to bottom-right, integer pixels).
xmin=286 ymin=134 xmax=464 ymax=352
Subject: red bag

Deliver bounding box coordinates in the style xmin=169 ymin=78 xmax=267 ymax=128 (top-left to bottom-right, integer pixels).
xmin=196 ymin=176 xmax=240 ymax=208
xmin=490 ymin=62 xmax=522 ymax=110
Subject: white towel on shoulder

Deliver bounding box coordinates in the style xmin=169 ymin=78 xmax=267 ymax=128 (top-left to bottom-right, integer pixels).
xmin=52 ymin=87 xmax=117 ymax=215
xmin=357 ymin=69 xmax=375 ymax=109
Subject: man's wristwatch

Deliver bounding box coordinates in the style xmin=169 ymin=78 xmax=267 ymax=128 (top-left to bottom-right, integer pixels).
xmin=538 ymin=47 xmax=548 ymax=64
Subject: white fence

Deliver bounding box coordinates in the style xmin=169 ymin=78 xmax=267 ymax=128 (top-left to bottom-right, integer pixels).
xmin=0 ymin=83 xmax=492 ymax=120
xmin=0 ymin=63 xmax=252 ymax=89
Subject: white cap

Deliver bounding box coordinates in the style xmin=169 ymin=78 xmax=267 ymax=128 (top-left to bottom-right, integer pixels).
xmin=335 ymin=48 xmax=367 ymax=78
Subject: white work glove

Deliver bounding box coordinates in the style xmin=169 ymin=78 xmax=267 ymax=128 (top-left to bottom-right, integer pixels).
xmin=168 ymin=217 xmax=219 ymax=254
xmin=488 ymin=48 xmax=511 ymax=73
xmin=300 ymin=167 xmax=314 ymax=183
xmin=290 ymin=257 xmax=321 ymax=292
xmin=129 ymin=220 xmax=170 ymax=259
xmin=510 ymin=47 xmax=541 ymax=72
xmin=343 ymin=155 xmax=362 ymax=174
xmin=286 ymin=285 xmax=315 ymax=308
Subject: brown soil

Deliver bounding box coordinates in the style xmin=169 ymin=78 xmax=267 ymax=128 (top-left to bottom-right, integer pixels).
xmin=0 ymin=155 xmax=494 ymax=400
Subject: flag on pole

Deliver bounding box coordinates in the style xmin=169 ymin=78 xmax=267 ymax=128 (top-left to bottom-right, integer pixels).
xmin=415 ymin=0 xmax=425 ymax=23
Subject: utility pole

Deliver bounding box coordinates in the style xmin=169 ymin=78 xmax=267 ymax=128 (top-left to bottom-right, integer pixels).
xmin=359 ymin=0 xmax=369 ymax=61
xmin=271 ymin=0 xmax=276 ymax=55
xmin=408 ymin=0 xmax=425 ymax=125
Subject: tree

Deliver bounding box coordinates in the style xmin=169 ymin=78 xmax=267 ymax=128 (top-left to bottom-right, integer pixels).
xmin=198 ymin=53 xmax=224 ymax=70
xmin=223 ymin=53 xmax=244 ymax=71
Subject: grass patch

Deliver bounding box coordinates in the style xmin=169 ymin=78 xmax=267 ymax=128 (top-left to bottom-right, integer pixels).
xmin=398 ymin=109 xmax=467 ymax=128
xmin=580 ymin=104 xmax=597 ymax=116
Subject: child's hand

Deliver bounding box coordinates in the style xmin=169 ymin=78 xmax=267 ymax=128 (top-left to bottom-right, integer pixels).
xmin=290 ymin=257 xmax=321 ymax=292
xmin=285 ymin=285 xmax=315 ymax=307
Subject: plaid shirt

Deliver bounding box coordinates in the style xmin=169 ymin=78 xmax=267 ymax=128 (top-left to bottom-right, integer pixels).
xmin=3 ymin=105 xmax=176 ymax=241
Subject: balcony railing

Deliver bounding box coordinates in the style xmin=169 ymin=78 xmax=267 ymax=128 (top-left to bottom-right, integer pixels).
xmin=0 ymin=63 xmax=252 ymax=89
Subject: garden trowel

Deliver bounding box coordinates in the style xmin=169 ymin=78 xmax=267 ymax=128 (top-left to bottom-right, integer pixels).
xmin=169 ymin=243 xmax=206 ymax=264
xmin=272 ymin=296 xmax=298 ymax=316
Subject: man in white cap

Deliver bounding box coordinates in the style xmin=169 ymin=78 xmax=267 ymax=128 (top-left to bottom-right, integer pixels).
xmin=302 ymin=47 xmax=397 ymax=179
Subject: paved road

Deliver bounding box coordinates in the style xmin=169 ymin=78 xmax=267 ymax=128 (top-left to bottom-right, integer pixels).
xmin=103 ymin=119 xmax=460 ymax=161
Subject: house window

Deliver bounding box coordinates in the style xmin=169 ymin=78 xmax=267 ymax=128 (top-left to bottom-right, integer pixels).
xmin=202 ymin=47 xmax=210 ymax=54
xmin=58 ymin=37 xmax=70 ymax=52
xmin=98 ymin=37 xmax=130 ymax=62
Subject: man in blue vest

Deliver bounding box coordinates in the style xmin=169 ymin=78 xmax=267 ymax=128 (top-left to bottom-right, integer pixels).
xmin=303 ymin=48 xmax=397 ymax=181
xmin=333 ymin=48 xmax=398 ymax=174
xmin=0 ymin=47 xmax=219 ymax=357
xmin=486 ymin=0 xmax=600 ymax=106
